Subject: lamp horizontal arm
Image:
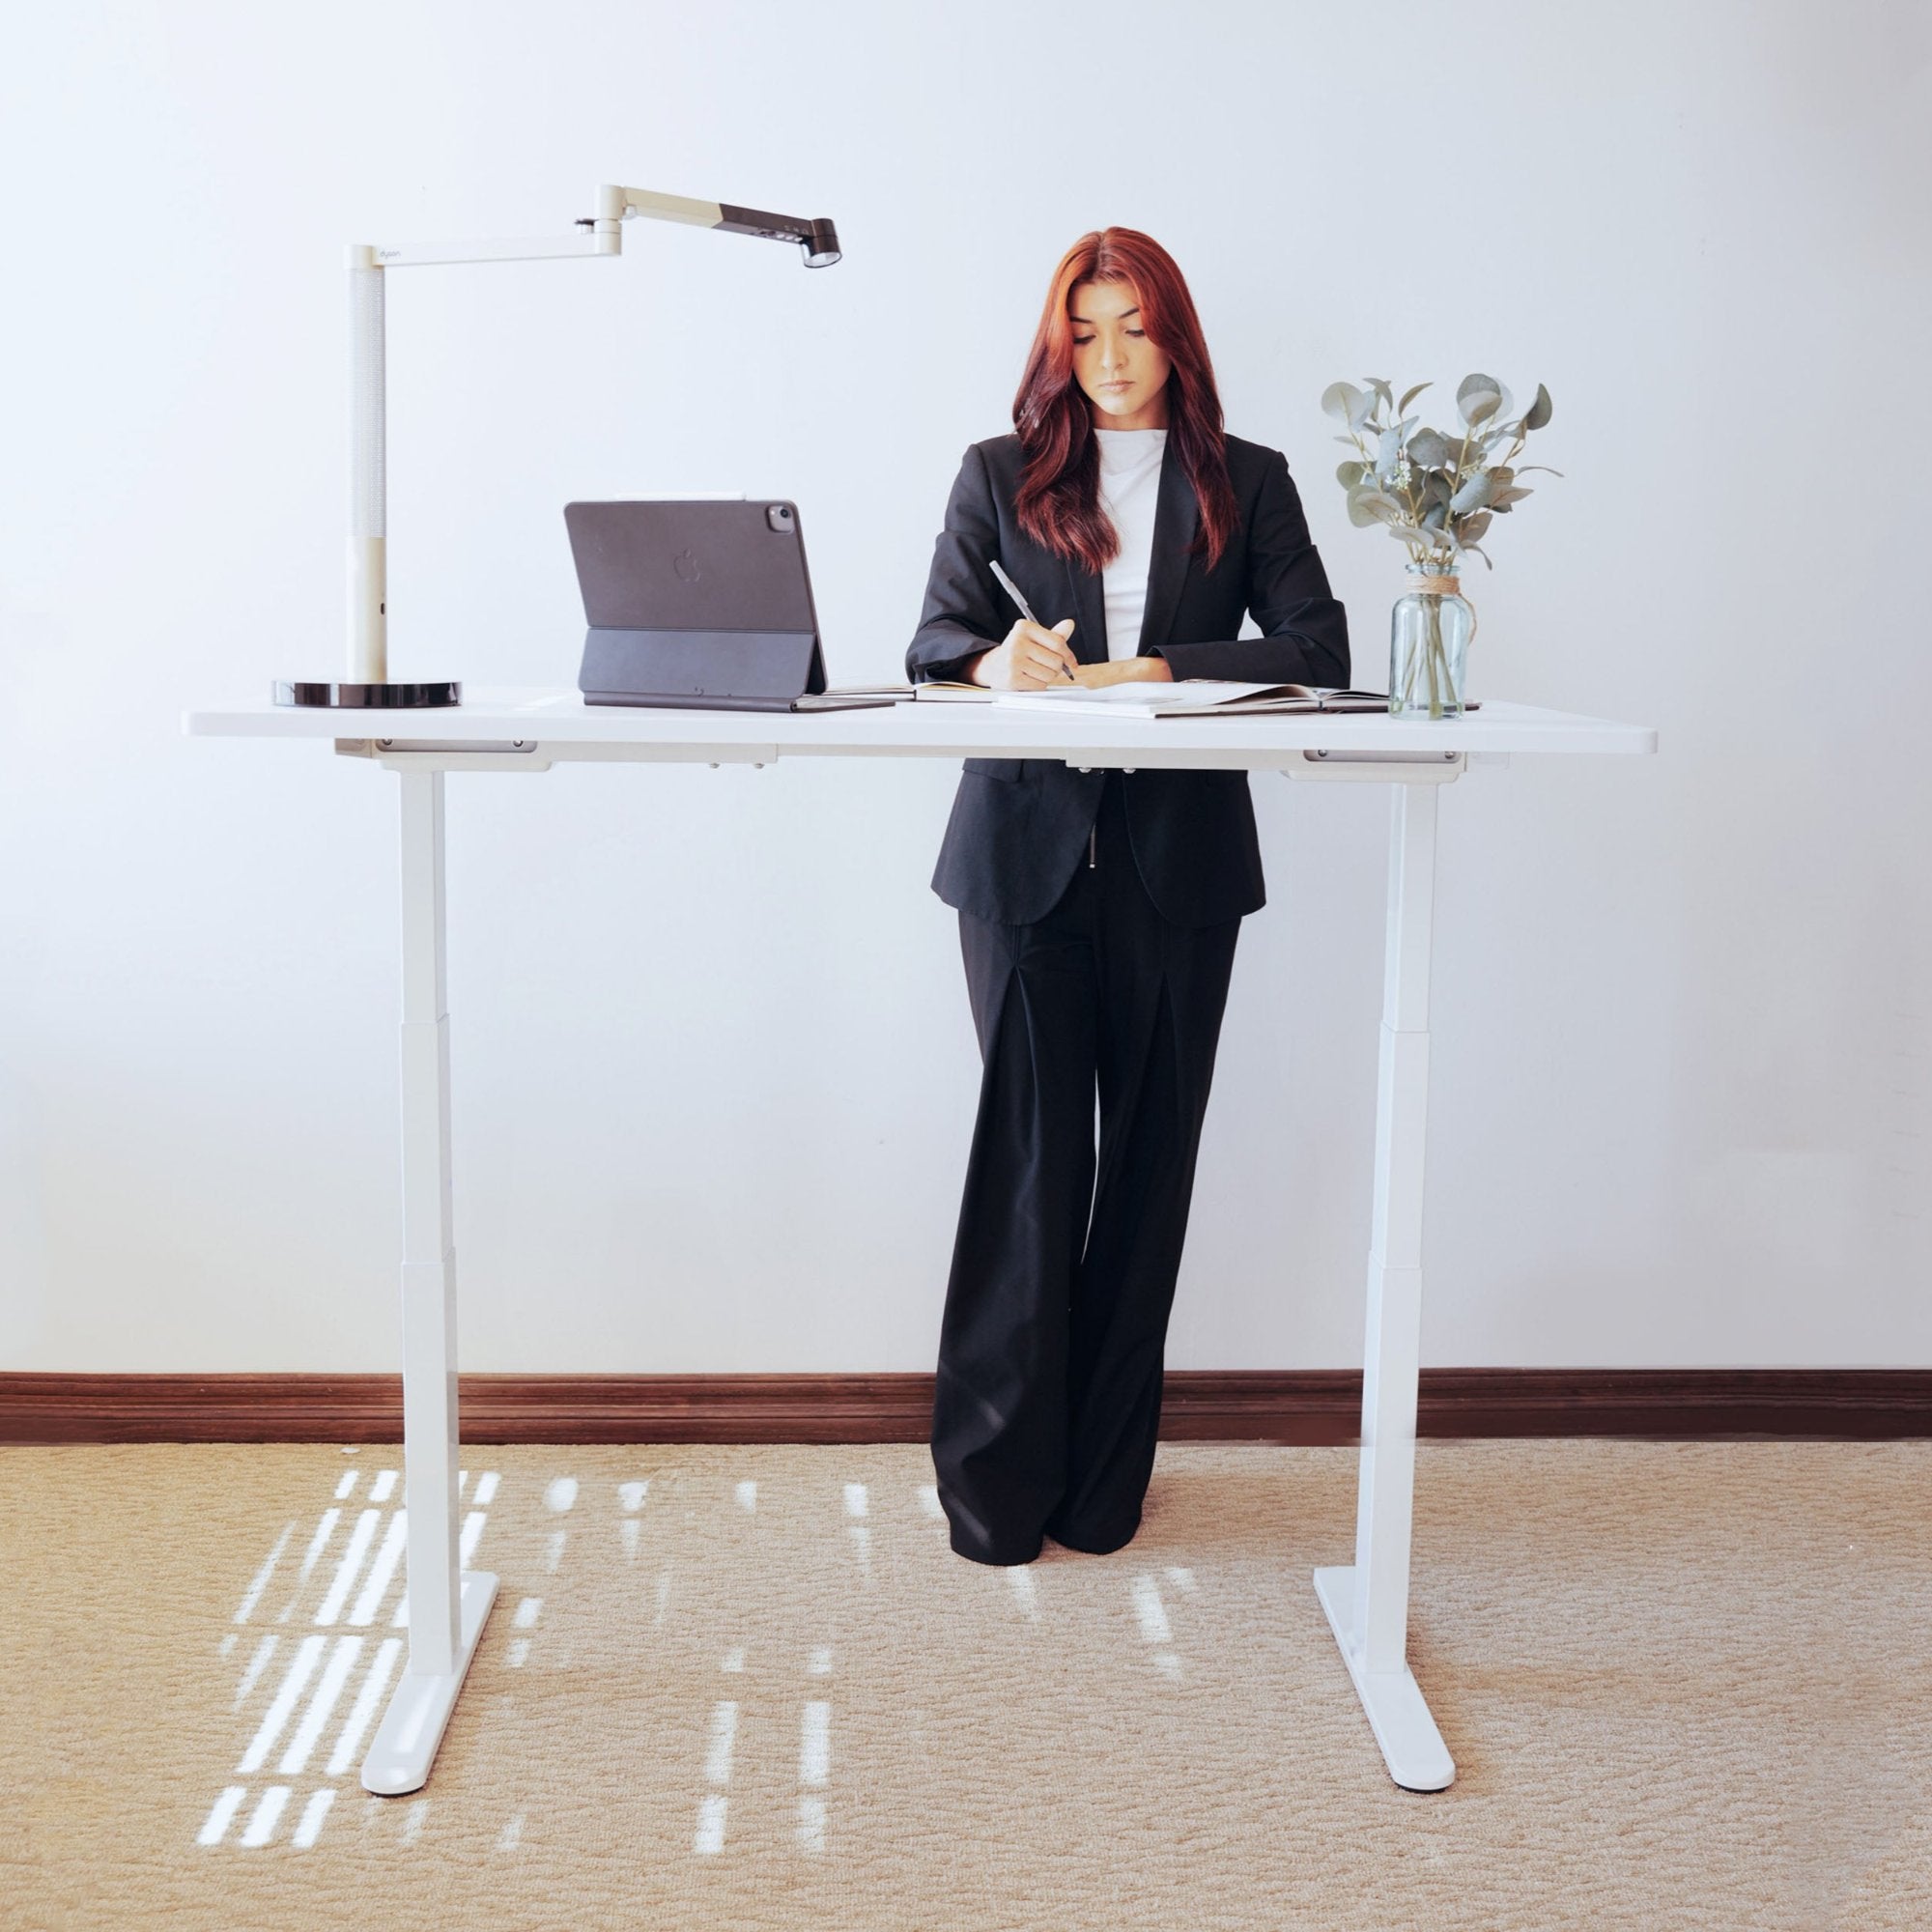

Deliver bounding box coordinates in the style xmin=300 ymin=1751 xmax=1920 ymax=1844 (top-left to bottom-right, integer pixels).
xmin=597 ymin=184 xmax=839 ymax=266
xmin=600 ymin=185 xmax=725 ymax=229
xmin=360 ymin=185 xmax=838 ymax=271
xmin=370 ymin=232 xmax=611 ymax=269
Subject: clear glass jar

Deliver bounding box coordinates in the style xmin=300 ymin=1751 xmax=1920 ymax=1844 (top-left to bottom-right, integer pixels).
xmin=1388 ymin=559 xmax=1476 ymax=720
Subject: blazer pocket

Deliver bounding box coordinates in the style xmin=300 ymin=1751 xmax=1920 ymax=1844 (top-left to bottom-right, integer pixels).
xmin=963 ymin=757 xmax=1026 ymax=783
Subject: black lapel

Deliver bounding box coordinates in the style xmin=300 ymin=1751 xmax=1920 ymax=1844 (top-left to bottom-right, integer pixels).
xmin=1137 ymin=440 xmax=1199 ymax=656
xmin=1063 ymin=554 xmax=1107 ymax=666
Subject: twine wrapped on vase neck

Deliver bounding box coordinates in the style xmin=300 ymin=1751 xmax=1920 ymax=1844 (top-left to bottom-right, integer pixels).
xmin=1414 ymin=572 xmax=1463 ymax=597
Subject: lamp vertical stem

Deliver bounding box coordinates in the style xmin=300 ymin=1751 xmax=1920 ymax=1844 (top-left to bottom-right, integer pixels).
xmin=349 ymin=244 xmax=387 ymax=685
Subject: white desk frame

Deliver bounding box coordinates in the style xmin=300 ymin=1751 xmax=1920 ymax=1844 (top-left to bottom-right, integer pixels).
xmin=185 ymin=689 xmax=1654 ymax=1795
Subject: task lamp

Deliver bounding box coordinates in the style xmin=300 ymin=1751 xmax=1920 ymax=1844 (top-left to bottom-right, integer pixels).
xmin=273 ymin=185 xmax=842 ymax=709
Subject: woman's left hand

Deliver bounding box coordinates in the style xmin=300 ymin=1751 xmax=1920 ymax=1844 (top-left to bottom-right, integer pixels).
xmin=1068 ymin=656 xmax=1175 ymax=689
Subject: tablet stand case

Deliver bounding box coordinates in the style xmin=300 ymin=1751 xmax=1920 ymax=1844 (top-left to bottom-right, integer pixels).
xmin=578 ymin=628 xmax=828 ymax=712
xmin=567 ymin=499 xmax=829 ymax=712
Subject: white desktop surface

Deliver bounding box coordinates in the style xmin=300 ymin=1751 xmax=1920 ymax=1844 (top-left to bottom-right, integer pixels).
xmin=185 ymin=686 xmax=1655 ymax=760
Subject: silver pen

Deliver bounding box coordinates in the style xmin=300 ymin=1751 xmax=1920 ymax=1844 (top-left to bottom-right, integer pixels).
xmin=990 ymin=559 xmax=1076 ymax=683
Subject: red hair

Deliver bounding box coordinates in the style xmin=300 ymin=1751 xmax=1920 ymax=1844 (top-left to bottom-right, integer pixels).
xmin=1012 ymin=228 xmax=1237 ymax=575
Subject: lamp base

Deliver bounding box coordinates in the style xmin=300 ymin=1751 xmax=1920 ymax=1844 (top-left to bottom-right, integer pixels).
xmin=273 ymin=680 xmax=463 ymax=709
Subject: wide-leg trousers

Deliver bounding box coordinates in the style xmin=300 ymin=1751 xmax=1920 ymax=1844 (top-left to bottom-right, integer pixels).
xmin=932 ymin=770 xmax=1242 ymax=1566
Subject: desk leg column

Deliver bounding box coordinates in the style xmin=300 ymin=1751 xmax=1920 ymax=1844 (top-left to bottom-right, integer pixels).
xmin=361 ymin=767 xmax=497 ymax=1796
xmin=1313 ymin=779 xmax=1455 ymax=1792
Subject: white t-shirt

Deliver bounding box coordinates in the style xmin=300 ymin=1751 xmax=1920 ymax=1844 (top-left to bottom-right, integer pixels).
xmin=1095 ymin=426 xmax=1167 ymax=661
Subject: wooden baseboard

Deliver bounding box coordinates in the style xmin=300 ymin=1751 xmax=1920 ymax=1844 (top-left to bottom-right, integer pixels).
xmin=2 ymin=1370 xmax=1929 ymax=1446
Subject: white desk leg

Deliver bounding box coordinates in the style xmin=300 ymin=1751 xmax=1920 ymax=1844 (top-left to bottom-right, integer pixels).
xmin=1313 ymin=779 xmax=1456 ymax=1793
xmin=361 ymin=768 xmax=497 ymax=1796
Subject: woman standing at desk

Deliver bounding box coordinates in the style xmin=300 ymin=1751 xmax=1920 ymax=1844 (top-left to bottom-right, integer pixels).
xmin=906 ymin=227 xmax=1350 ymax=1567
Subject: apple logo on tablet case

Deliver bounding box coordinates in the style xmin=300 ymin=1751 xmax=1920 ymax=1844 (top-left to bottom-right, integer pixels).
xmin=673 ymin=547 xmax=700 ymax=582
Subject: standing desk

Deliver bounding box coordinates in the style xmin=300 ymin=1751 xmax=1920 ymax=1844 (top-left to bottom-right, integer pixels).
xmin=184 ymin=687 xmax=1655 ymax=1796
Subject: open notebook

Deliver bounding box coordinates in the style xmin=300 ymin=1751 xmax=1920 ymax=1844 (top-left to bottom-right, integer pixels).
xmin=988 ymin=681 xmax=1431 ymax=718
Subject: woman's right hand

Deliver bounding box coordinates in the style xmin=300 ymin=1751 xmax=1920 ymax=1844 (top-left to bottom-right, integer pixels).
xmin=968 ymin=618 xmax=1078 ymax=689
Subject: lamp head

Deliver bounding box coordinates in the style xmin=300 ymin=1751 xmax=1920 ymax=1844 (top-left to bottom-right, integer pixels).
xmin=802 ymin=218 xmax=841 ymax=269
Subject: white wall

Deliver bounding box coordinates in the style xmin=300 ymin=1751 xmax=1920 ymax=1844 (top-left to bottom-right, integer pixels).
xmin=2 ymin=1 xmax=1927 ymax=1374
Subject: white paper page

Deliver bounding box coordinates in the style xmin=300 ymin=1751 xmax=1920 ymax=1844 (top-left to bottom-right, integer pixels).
xmin=991 ymin=679 xmax=1282 ymax=709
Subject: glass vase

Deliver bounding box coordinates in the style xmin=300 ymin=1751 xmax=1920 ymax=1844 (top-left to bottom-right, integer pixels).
xmin=1388 ymin=559 xmax=1476 ymax=720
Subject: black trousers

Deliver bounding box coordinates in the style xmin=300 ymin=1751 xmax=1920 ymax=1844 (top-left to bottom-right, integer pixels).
xmin=932 ymin=770 xmax=1241 ymax=1565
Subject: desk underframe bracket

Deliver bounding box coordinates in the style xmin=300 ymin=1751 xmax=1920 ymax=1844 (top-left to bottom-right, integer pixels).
xmin=1057 ymin=751 xmax=1465 ymax=781
xmin=1315 ymin=778 xmax=1456 ymax=1793
xmin=1286 ymin=750 xmax=1463 ymax=784
xmin=342 ymin=740 xmax=790 ymax=774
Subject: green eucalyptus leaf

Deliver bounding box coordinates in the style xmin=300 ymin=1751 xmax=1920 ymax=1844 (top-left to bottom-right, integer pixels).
xmin=1463 ymin=542 xmax=1493 ymax=569
xmin=1348 ymin=488 xmax=1406 ymax=527
xmin=1492 ymin=485 xmax=1535 ymax=508
xmin=1454 ymin=510 xmax=1492 ymax=543
xmin=1406 ymin=428 xmax=1451 ymax=469
xmin=1398 ymin=381 xmax=1433 ymax=413
xmin=1524 ymin=383 xmax=1553 ymax=430
xmin=1457 ymin=372 xmax=1501 ymax=411
xmin=1321 ymin=381 xmax=1364 ymax=422
xmin=1336 ymin=460 xmax=1366 ymax=488
xmin=1450 ymin=471 xmax=1492 ymax=514
xmin=1376 ymin=425 xmax=1403 ymax=476
xmin=1422 ymin=471 xmax=1453 ymax=508
xmin=1462 ymin=390 xmax=1501 ymax=428
xmin=1348 ymin=388 xmax=1380 ymax=431
xmin=1364 ymin=377 xmax=1394 ymax=412
xmin=1518 ymin=464 xmax=1565 ymax=476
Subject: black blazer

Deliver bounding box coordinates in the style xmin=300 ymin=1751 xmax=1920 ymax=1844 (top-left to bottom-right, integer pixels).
xmin=905 ymin=432 xmax=1350 ymax=927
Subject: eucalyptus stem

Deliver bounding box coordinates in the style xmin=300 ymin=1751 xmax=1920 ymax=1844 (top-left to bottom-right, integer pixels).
xmin=1425 ymin=599 xmax=1444 ymax=720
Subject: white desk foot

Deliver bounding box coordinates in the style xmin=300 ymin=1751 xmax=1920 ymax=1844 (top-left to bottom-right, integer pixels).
xmin=1314 ymin=1566 xmax=1455 ymax=1793
xmin=360 ymin=1571 xmax=499 ymax=1796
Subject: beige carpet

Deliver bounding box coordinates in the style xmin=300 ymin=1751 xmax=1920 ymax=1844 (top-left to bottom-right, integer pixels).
xmin=3 ymin=1439 xmax=1929 ymax=1931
